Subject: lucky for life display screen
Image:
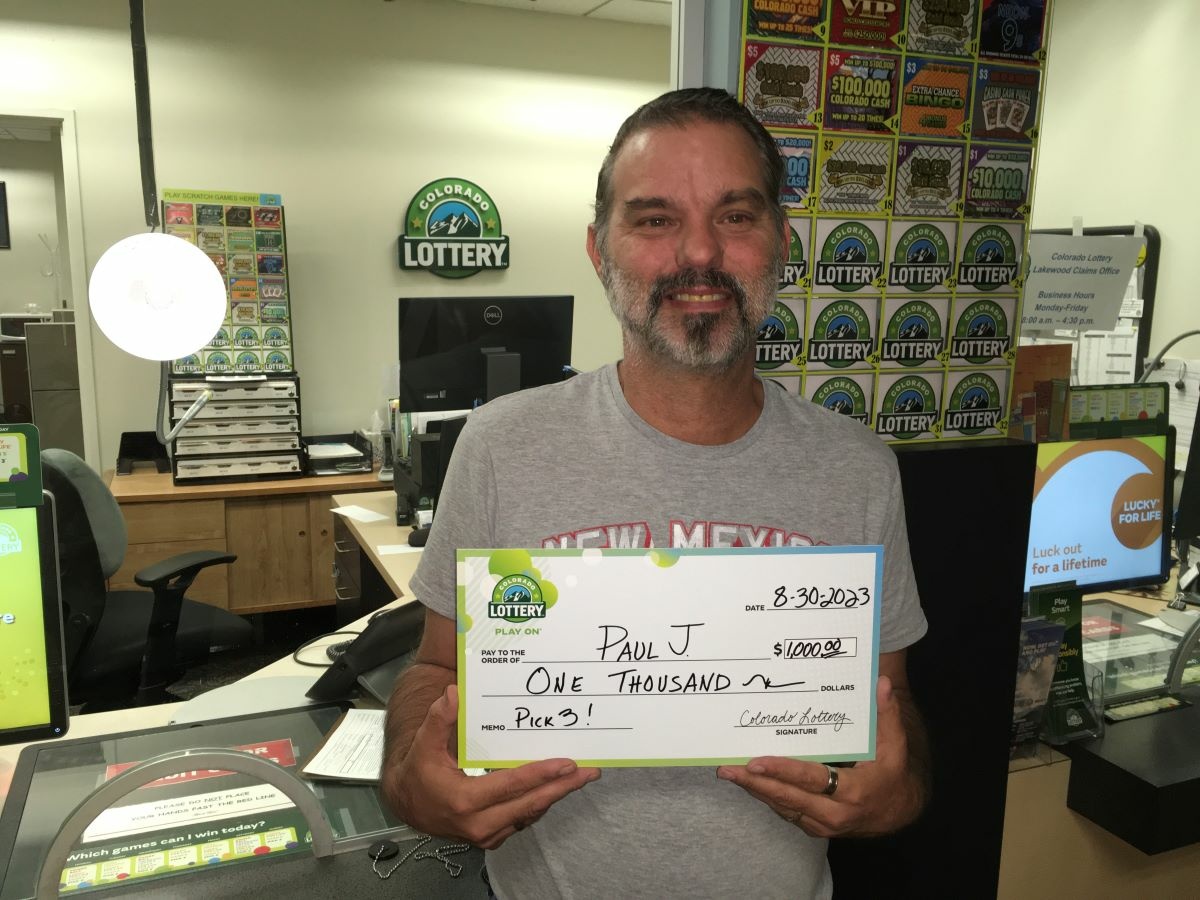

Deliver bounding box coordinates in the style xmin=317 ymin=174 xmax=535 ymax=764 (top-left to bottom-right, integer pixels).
xmin=1024 ymin=435 xmax=1171 ymax=593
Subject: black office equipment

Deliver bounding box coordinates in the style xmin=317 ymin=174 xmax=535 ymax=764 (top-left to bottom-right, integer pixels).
xmin=41 ymin=449 xmax=253 ymax=709
xmin=115 ymin=429 xmax=170 ymax=474
xmin=1174 ymin=401 xmax=1200 ymax=562
xmin=306 ymin=603 xmax=425 ymax=701
xmin=828 ymin=439 xmax=1037 ymax=900
xmin=397 ymin=295 xmax=573 ymax=412
xmin=0 ymin=495 xmax=69 ymax=745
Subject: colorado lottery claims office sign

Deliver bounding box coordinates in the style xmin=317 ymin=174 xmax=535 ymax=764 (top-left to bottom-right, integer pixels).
xmin=399 ymin=178 xmax=510 ymax=279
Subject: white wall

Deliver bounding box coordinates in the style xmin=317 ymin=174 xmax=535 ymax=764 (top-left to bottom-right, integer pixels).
xmin=0 ymin=136 xmax=63 ymax=313
xmin=0 ymin=0 xmax=669 ymax=465
xmin=1033 ymin=0 xmax=1199 ymax=356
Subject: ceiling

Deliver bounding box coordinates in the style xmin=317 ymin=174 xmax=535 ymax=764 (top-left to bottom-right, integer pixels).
xmin=453 ymin=0 xmax=672 ymax=27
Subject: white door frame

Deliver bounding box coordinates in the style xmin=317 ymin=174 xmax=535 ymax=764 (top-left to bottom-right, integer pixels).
xmin=0 ymin=107 xmax=101 ymax=469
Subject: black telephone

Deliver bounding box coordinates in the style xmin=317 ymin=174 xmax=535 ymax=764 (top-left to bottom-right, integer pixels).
xmin=305 ymin=603 xmax=424 ymax=700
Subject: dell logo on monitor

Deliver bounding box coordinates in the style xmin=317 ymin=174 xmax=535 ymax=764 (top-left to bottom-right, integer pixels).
xmin=483 ymin=305 xmax=503 ymax=326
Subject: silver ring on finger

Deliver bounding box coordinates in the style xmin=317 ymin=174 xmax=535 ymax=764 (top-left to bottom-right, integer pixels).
xmin=822 ymin=764 xmax=839 ymax=797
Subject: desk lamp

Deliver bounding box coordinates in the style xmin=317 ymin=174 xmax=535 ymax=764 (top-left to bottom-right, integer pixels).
xmin=88 ymin=231 xmax=226 ymax=443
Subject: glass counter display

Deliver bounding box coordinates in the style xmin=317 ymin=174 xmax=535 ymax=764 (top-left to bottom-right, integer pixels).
xmin=0 ymin=704 xmax=412 ymax=898
xmin=1081 ymin=599 xmax=1200 ymax=704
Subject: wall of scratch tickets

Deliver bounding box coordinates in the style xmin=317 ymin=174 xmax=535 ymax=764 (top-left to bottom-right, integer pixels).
xmin=740 ymin=0 xmax=1050 ymax=443
xmin=160 ymin=189 xmax=295 ymax=377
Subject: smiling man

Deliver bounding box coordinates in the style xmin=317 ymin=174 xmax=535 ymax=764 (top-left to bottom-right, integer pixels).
xmin=382 ymin=88 xmax=929 ymax=899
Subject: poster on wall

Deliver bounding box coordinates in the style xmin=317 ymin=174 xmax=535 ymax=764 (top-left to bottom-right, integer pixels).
xmin=739 ymin=0 xmax=1052 ymax=445
xmin=160 ymin=189 xmax=294 ymax=376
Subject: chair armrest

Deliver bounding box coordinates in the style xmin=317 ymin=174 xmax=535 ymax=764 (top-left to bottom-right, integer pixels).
xmin=133 ymin=550 xmax=237 ymax=588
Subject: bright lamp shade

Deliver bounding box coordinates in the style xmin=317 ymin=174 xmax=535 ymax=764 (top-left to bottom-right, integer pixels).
xmin=88 ymin=232 xmax=227 ymax=361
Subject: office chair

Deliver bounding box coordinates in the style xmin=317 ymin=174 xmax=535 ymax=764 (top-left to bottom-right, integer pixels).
xmin=41 ymin=449 xmax=253 ymax=710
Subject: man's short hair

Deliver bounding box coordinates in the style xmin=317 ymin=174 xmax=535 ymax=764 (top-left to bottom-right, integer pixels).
xmin=592 ymin=87 xmax=785 ymax=252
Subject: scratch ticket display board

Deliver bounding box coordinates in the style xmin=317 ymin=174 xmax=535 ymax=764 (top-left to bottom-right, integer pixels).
xmin=0 ymin=705 xmax=410 ymax=897
xmin=741 ymin=0 xmax=1052 ymax=444
xmin=161 ymin=189 xmax=294 ymax=377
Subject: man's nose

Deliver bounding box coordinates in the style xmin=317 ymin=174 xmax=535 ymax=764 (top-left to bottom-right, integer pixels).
xmin=675 ymin=219 xmax=722 ymax=271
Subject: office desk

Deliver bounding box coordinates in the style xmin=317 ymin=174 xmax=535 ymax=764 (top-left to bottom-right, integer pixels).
xmin=329 ymin=490 xmax=423 ymax=623
xmin=107 ymin=468 xmax=383 ymax=614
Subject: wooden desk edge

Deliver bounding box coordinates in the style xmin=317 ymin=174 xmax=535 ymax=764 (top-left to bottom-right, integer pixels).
xmin=331 ymin=490 xmax=418 ymax=601
xmin=106 ymin=468 xmax=385 ymax=502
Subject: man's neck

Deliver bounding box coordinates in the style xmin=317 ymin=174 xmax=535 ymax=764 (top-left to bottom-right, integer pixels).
xmin=616 ymin=350 xmax=765 ymax=446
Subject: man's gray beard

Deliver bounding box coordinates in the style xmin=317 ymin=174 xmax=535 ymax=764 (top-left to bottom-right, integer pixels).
xmin=600 ymin=259 xmax=780 ymax=372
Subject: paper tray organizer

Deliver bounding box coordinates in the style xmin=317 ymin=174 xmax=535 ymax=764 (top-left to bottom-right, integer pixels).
xmin=302 ymin=431 xmax=372 ymax=475
xmin=169 ymin=374 xmax=306 ymax=484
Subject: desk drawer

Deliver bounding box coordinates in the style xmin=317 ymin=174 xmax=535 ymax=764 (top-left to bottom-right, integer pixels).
xmin=122 ymin=499 xmax=225 ymax=544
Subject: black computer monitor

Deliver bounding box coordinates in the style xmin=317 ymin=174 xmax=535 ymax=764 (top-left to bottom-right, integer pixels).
xmin=0 ymin=495 xmax=69 ymax=744
xmin=1023 ymin=432 xmax=1174 ymax=594
xmin=397 ymin=295 xmax=574 ymax=412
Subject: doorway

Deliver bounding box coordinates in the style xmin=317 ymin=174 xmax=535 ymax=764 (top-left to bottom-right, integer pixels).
xmin=0 ymin=110 xmax=100 ymax=466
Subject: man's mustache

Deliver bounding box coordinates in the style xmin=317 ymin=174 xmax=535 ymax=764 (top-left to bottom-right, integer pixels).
xmin=647 ymin=269 xmax=748 ymax=317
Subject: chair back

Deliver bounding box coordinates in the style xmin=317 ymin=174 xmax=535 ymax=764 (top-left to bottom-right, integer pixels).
xmin=40 ymin=450 xmax=125 ymax=669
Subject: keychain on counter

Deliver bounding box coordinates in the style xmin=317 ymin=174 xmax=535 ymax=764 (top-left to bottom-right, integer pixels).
xmin=369 ymin=834 xmax=471 ymax=879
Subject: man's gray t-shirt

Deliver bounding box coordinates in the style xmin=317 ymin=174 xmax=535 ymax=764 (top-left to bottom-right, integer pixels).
xmin=410 ymin=364 xmax=927 ymax=900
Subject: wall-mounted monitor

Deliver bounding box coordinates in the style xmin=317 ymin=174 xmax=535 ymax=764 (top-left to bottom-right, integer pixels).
xmin=397 ymin=295 xmax=574 ymax=413
xmin=1023 ymin=433 xmax=1173 ymax=594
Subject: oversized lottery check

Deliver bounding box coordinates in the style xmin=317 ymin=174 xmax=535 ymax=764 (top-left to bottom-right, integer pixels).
xmin=457 ymin=547 xmax=882 ymax=768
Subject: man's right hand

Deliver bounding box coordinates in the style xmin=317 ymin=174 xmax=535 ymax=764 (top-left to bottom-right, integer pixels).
xmin=383 ymin=684 xmax=601 ymax=849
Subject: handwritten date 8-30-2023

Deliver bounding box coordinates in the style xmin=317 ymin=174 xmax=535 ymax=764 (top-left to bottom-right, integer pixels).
xmin=772 ymin=585 xmax=872 ymax=609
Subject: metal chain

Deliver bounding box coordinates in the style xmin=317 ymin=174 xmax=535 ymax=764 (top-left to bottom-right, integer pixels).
xmin=372 ymin=834 xmax=472 ymax=880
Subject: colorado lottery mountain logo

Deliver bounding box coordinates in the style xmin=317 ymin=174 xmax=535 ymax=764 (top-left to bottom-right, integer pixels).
xmin=0 ymin=523 xmax=21 ymax=556
xmin=780 ymin=225 xmax=808 ymax=290
xmin=756 ymin=302 xmax=804 ymax=370
xmin=945 ymin=372 xmax=1003 ymax=435
xmin=399 ymin=178 xmax=510 ymax=279
xmin=813 ymin=376 xmax=869 ymax=424
xmin=808 ymin=300 xmax=874 ymax=368
xmin=489 ymin=574 xmax=546 ymax=623
xmin=952 ymin=299 xmax=1011 ymax=363
xmin=882 ymin=300 xmax=943 ymax=366
xmin=876 ymin=375 xmax=939 ymax=440
xmin=958 ymin=224 xmax=1018 ymax=291
xmin=889 ymin=224 xmax=951 ymax=292
xmin=815 ymin=222 xmax=882 ymax=292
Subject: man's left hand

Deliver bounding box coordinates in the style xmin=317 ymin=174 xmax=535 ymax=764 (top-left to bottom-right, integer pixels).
xmin=716 ymin=674 xmax=926 ymax=838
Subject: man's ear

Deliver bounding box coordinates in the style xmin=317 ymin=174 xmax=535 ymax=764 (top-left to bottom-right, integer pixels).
xmin=585 ymin=224 xmax=604 ymax=277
